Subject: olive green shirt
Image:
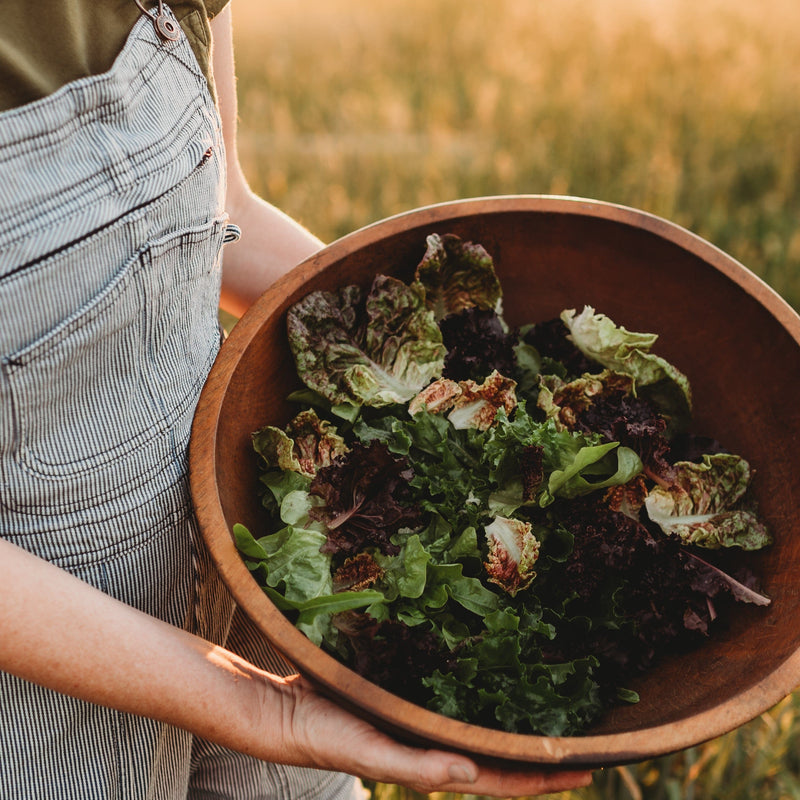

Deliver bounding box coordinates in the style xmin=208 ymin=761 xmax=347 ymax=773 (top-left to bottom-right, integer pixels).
xmin=0 ymin=0 xmax=229 ymax=112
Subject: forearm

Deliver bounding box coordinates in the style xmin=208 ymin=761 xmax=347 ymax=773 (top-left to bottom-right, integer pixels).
xmin=0 ymin=538 xmax=285 ymax=759
xmin=219 ymin=187 xmax=324 ymax=318
xmin=0 ymin=538 xmax=592 ymax=795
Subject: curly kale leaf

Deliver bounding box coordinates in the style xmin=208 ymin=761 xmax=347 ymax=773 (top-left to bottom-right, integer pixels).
xmin=423 ymin=608 xmax=604 ymax=736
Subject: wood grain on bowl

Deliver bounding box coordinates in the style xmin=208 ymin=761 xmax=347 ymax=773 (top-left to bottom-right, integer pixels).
xmin=189 ymin=195 xmax=800 ymax=767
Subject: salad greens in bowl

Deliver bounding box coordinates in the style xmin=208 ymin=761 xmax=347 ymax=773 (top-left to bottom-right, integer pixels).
xmin=190 ymin=196 xmax=800 ymax=766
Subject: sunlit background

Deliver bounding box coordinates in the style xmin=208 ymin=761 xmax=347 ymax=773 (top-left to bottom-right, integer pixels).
xmin=230 ymin=1 xmax=800 ymax=797
xmin=232 ymin=0 xmax=800 ymax=309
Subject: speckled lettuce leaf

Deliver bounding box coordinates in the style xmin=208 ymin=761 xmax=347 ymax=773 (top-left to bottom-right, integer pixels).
xmin=287 ymin=276 xmax=445 ymax=408
xmin=410 ymin=370 xmax=518 ymax=431
xmin=536 ymin=370 xmax=636 ymax=431
xmin=644 ymin=454 xmax=772 ymax=550
xmin=484 ymin=516 xmax=541 ymax=596
xmin=252 ymin=409 xmax=348 ymax=478
xmin=413 ymin=233 xmax=503 ymax=321
xmin=561 ymin=306 xmax=692 ymax=434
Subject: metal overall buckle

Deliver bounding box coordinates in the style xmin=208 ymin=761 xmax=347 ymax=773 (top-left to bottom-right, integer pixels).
xmin=133 ymin=0 xmax=181 ymax=42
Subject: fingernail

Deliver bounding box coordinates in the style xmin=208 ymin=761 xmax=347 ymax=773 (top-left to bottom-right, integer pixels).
xmin=448 ymin=763 xmax=477 ymax=784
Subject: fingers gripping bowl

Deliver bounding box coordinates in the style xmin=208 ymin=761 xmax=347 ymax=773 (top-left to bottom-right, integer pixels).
xmin=189 ymin=196 xmax=800 ymax=767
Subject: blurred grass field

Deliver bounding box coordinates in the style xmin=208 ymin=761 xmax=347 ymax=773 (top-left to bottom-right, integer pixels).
xmin=232 ymin=0 xmax=800 ymax=310
xmin=230 ymin=0 xmax=800 ymax=797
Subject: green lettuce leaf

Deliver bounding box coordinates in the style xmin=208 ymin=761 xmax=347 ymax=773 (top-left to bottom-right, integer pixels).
xmin=259 ymin=469 xmax=312 ymax=517
xmin=233 ymin=522 xmax=332 ymax=603
xmin=561 ymin=306 xmax=692 ymax=433
xmin=234 ymin=523 xmax=384 ymax=646
xmin=483 ymin=408 xmax=643 ymax=511
xmin=545 ymin=441 xmax=643 ymax=505
xmin=374 ymin=534 xmax=432 ymax=602
xmin=426 ymin=562 xmax=500 ymax=616
xmin=644 ymin=454 xmax=772 ymax=550
xmin=287 ymin=276 xmax=445 ymax=407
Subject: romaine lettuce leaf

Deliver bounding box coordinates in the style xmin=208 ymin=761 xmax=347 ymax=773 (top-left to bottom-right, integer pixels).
xmin=545 ymin=440 xmax=643 ymax=505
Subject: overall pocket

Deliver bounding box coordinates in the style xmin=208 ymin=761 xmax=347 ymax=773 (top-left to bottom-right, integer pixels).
xmin=0 ymin=217 xmax=226 ymax=516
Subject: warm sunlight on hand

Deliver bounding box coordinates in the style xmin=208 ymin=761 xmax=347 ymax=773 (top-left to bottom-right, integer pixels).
xmin=281 ymin=675 xmax=593 ymax=798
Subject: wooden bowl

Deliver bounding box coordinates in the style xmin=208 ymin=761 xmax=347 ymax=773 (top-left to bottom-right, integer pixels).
xmin=190 ymin=195 xmax=800 ymax=767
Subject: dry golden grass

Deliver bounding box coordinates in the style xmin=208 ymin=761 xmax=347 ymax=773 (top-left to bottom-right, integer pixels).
xmin=231 ymin=0 xmax=800 ymax=309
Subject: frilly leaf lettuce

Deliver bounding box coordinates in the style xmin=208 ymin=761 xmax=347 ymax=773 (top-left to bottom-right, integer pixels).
xmin=412 ymin=232 xmax=503 ymax=321
xmin=561 ymin=305 xmax=692 ymax=434
xmin=644 ymin=454 xmax=772 ymax=550
xmin=439 ymin=307 xmax=518 ymax=383
xmin=423 ymin=618 xmax=603 ymax=735
xmin=353 ymin=407 xmax=491 ymax=533
xmin=308 ymin=441 xmax=421 ymax=557
xmin=483 ymin=408 xmax=643 ymax=512
xmin=287 ymin=275 xmax=445 ymax=407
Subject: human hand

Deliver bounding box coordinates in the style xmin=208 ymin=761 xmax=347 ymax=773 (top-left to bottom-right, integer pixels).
xmin=271 ymin=674 xmax=594 ymax=797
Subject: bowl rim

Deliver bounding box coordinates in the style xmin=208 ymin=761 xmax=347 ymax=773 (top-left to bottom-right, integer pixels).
xmin=190 ymin=194 xmax=800 ymax=766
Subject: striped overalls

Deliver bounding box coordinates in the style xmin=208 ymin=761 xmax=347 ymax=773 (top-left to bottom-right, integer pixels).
xmin=0 ymin=7 xmax=360 ymax=799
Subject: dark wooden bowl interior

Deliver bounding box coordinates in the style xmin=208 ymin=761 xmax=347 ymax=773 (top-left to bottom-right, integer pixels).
xmin=190 ymin=196 xmax=800 ymax=766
